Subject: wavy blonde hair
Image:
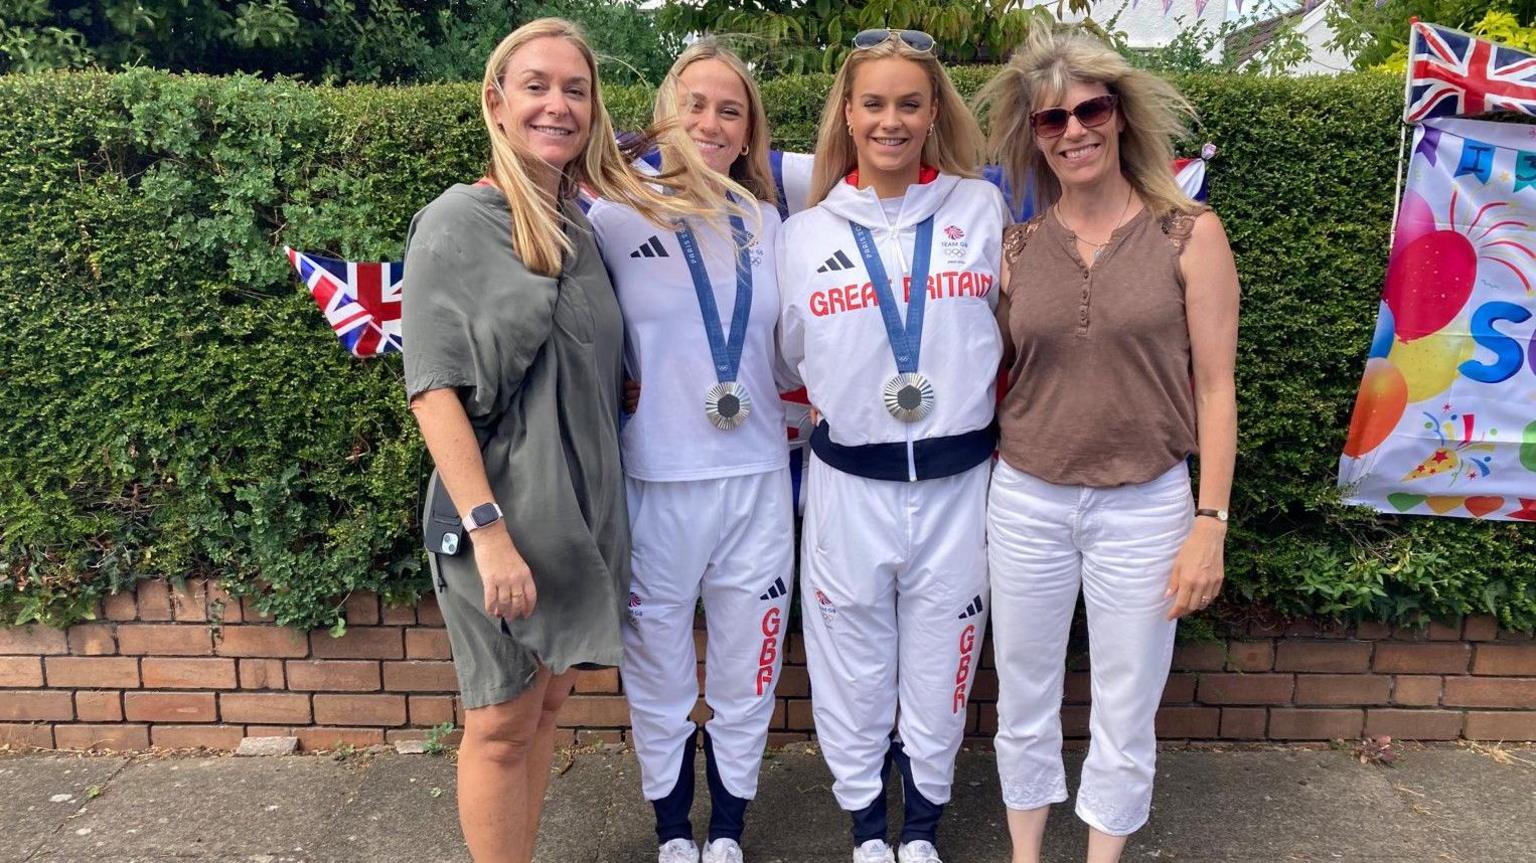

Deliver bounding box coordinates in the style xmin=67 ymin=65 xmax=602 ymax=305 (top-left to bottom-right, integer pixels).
xmin=807 ymin=37 xmax=984 ymax=207
xmin=974 ymin=25 xmax=1199 ymax=220
xmin=652 ymin=39 xmax=777 ymax=207
xmin=481 ymin=18 xmax=749 ymax=276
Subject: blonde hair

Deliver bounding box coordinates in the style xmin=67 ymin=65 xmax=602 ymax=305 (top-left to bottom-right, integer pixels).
xmin=652 ymin=39 xmax=778 ymax=207
xmin=974 ymin=25 xmax=1199 ymax=220
xmin=481 ymin=18 xmax=749 ymax=276
xmin=806 ymin=38 xmax=984 ymax=207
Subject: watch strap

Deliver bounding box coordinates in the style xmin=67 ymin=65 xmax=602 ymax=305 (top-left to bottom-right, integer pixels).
xmin=1195 ymin=507 xmax=1228 ymax=522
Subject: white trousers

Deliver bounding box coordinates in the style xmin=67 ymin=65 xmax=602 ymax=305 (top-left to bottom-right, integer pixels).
xmin=800 ymin=454 xmax=990 ymax=811
xmin=622 ymin=467 xmax=795 ymax=801
xmin=987 ymin=459 xmax=1192 ymax=836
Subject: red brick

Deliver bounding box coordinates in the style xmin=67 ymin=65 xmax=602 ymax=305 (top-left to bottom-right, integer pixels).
xmin=0 ymin=657 xmax=43 ymax=687
xmin=1220 ymin=707 xmax=1267 ymax=738
xmin=1161 ymin=673 xmax=1197 ymax=703
xmin=1196 ymin=674 xmax=1295 ymax=705
xmin=1063 ymin=671 xmax=1092 ymax=703
xmin=141 ymin=657 xmax=238 ymax=690
xmin=0 ymin=691 xmax=72 ymax=721
xmin=1171 ymin=643 xmax=1225 ymax=671
xmin=240 ymin=597 xmax=275 ymax=623
xmin=55 ymin=724 xmax=150 ymax=750
xmin=0 ymin=723 xmax=54 ymax=748
xmin=1365 ymin=709 xmax=1463 ymax=741
xmin=408 ymin=695 xmax=457 ymax=726
xmin=286 ymin=660 xmax=381 ymax=692
xmin=135 ymin=579 xmax=173 ymax=621
xmin=1274 ymin=640 xmax=1372 ymax=673
xmin=314 ymin=694 xmax=406 ymax=726
xmin=1463 ymin=615 xmax=1500 ymax=642
xmin=405 ymin=629 xmax=451 ymax=660
xmin=380 ymin=603 xmax=416 ymax=625
xmin=311 ymin=627 xmax=403 ymax=660
xmin=1155 ymin=706 xmax=1219 ymax=738
xmin=975 ymin=702 xmax=997 ymax=735
xmin=1427 ymin=619 xmax=1463 ymax=641
xmin=1471 ymin=644 xmax=1536 ymax=676
xmin=767 ymin=732 xmax=810 ymax=747
xmin=118 ymin=624 xmax=212 ymax=656
xmin=573 ymin=668 xmax=619 ymax=694
xmin=75 ymin=691 xmax=123 ymax=722
xmin=205 ymin=582 xmax=242 ymax=623
xmin=1443 ymin=677 xmax=1536 ymax=708
xmin=1226 ymin=641 xmax=1274 ymax=672
xmin=170 ymin=579 xmax=208 ymax=622
xmin=102 ymin=591 xmax=137 ymax=622
xmin=220 ymin=692 xmax=312 ymax=724
xmin=1392 ymin=676 xmax=1443 ymax=707
xmin=239 ymin=658 xmax=285 ymax=689
xmin=1463 ymin=711 xmax=1536 ymax=741
xmin=342 ymin=592 xmax=380 ymax=625
xmin=0 ymin=625 xmax=67 ymax=655
xmin=67 ymin=624 xmax=117 ymax=656
xmin=1062 ymin=705 xmax=1091 ymax=737
xmin=246 ymin=725 xmax=297 ymax=737
xmin=1374 ymin=642 xmax=1470 ymax=674
xmin=295 ymin=726 xmax=386 ymax=751
xmin=1268 ymin=708 xmax=1363 ymax=740
xmin=1354 ymin=621 xmax=1393 ymax=640
xmin=1392 ymin=625 xmax=1430 ymax=641
xmin=125 ymin=692 xmax=217 ymax=722
xmin=151 ymin=725 xmax=245 ymax=750
xmin=382 ymin=661 xmax=456 ymax=692
xmin=45 ymin=656 xmax=140 ymax=688
xmin=216 ymin=626 xmax=309 ymax=658
xmin=786 ymin=700 xmax=814 ymax=731
xmin=417 ymin=596 xmax=445 ymax=626
xmin=1294 ymin=674 xmax=1392 ymax=706
xmin=786 ymin=633 xmax=807 ymax=665
xmin=775 ymin=666 xmax=813 ymax=699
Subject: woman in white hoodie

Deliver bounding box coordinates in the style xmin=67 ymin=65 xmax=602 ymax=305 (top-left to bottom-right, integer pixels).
xmin=777 ymin=29 xmax=1009 ymax=863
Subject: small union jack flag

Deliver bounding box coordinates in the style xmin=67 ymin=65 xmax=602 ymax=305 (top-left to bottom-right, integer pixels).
xmin=1406 ymin=21 xmax=1536 ymax=124
xmin=284 ymin=247 xmax=403 ymax=357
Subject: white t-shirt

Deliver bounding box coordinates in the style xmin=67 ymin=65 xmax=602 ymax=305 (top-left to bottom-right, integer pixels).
xmin=588 ymin=198 xmax=790 ymax=481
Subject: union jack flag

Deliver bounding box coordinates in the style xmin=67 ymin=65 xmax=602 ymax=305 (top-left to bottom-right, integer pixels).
xmin=285 ymin=247 xmax=403 ymax=357
xmin=1405 ymin=21 xmax=1536 ymax=124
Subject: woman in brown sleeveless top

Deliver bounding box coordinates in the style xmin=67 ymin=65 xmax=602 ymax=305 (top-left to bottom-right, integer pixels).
xmin=972 ymin=27 xmax=1239 ymax=863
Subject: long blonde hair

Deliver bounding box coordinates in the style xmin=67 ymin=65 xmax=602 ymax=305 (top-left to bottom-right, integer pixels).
xmin=481 ymin=18 xmax=749 ymax=276
xmin=652 ymin=39 xmax=778 ymax=207
xmin=974 ymin=25 xmax=1199 ymax=220
xmin=807 ymin=37 xmax=984 ymax=208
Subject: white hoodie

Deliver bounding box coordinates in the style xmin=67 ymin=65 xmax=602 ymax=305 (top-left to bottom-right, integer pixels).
xmin=778 ymin=172 xmax=1008 ymax=471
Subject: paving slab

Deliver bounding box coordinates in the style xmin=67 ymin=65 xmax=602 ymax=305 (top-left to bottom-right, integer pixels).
xmin=309 ymin=754 xmax=464 ymax=863
xmin=0 ymin=753 xmax=128 ymax=862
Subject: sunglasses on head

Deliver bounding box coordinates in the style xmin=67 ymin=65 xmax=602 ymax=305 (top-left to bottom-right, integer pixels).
xmin=1029 ymin=94 xmax=1118 ymax=139
xmin=851 ymin=28 xmax=937 ymax=53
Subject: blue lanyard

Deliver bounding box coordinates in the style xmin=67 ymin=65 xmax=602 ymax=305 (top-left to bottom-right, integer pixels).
xmin=849 ymin=216 xmax=935 ymax=374
xmin=675 ymin=211 xmax=753 ymax=385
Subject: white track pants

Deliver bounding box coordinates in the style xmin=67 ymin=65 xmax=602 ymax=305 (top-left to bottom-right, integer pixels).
xmin=987 ymin=459 xmax=1192 ymax=836
xmin=623 ymin=467 xmax=795 ymax=801
xmin=800 ymin=454 xmax=990 ymax=811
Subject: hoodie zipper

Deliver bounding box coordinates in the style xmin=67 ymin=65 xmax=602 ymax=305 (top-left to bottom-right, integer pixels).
xmin=876 ymin=199 xmax=918 ymax=482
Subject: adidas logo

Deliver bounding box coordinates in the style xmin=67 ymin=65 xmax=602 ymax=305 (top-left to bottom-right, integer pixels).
xmin=759 ymin=577 xmax=788 ymax=601
xmin=630 ymin=236 xmax=669 ymax=258
xmin=816 ymin=249 xmax=855 ymax=273
xmin=958 ymin=594 xmax=984 ymax=620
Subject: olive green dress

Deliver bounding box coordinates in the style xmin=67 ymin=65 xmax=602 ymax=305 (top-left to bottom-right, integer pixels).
xmin=402 ymin=183 xmax=630 ymax=709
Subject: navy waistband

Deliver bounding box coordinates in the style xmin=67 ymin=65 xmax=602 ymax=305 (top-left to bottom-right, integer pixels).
xmin=809 ymin=421 xmax=997 ymax=483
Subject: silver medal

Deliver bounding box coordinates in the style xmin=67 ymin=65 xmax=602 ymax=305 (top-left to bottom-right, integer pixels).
xmin=704 ymin=380 xmax=752 ymax=430
xmin=883 ymin=372 xmax=935 ymax=423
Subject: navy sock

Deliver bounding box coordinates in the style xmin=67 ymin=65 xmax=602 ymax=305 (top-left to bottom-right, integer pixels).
xmin=892 ymin=740 xmax=944 ymax=846
xmin=849 ymin=742 xmax=895 ymax=845
xmin=702 ymin=728 xmax=750 ymax=843
xmin=653 ymin=728 xmax=698 ymax=845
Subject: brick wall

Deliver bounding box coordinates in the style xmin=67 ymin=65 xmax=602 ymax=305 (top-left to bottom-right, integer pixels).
xmin=1 ymin=579 xmax=1533 ymax=751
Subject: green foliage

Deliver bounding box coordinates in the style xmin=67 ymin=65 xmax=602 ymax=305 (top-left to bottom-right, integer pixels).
xmin=1327 ymin=0 xmax=1536 ymax=69
xmin=2 ymin=69 xmax=1533 ymax=633
xmin=1369 ymin=8 xmax=1536 ymax=72
xmin=1101 ymin=3 xmax=1311 ymax=76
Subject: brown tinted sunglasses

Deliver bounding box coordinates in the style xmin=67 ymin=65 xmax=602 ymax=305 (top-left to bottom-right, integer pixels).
xmin=1029 ymin=94 xmax=1118 ymax=139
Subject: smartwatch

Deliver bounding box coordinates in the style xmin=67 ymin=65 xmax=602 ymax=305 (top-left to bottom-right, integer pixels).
xmin=462 ymin=502 xmax=503 ymax=532
xmin=1195 ymin=508 xmax=1229 ymax=523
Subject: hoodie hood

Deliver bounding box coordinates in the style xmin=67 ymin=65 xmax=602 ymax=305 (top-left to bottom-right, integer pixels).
xmin=818 ymin=171 xmax=962 ymax=233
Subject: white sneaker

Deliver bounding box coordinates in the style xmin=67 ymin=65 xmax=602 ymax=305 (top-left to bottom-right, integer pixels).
xmin=701 ymin=837 xmax=744 ymax=863
xmin=897 ymin=840 xmax=942 ymax=863
xmin=658 ymin=838 xmax=700 ymax=863
xmin=853 ymin=839 xmax=896 ymax=863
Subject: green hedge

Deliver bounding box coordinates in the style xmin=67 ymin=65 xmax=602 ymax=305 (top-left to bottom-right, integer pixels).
xmin=2 ymin=68 xmax=1533 ymax=632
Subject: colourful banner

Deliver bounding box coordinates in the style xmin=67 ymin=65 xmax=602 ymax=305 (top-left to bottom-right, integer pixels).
xmin=1338 ymin=117 xmax=1536 ymax=521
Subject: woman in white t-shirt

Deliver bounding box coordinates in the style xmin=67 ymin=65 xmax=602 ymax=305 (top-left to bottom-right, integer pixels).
xmin=586 ymin=40 xmax=791 ymax=863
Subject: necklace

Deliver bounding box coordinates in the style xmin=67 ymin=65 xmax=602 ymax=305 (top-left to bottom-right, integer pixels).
xmin=1057 ymin=186 xmax=1135 ymax=260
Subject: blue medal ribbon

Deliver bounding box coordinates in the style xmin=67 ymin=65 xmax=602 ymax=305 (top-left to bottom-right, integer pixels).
xmin=675 ymin=209 xmax=753 ymax=385
xmin=849 ymin=215 xmax=935 ymax=374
